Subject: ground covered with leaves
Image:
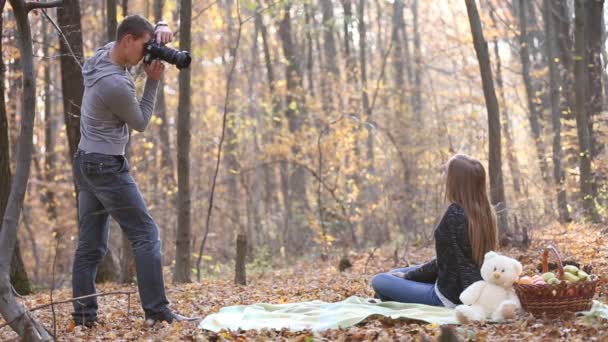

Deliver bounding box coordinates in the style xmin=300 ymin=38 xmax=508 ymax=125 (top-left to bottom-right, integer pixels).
xmin=2 ymin=222 xmax=608 ymax=341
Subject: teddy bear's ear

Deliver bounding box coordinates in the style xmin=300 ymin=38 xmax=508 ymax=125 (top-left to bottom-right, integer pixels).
xmin=512 ymin=259 xmax=523 ymax=275
xmin=484 ymin=251 xmax=498 ymax=260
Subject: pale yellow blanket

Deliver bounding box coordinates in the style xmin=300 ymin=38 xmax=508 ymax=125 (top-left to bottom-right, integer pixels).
xmin=199 ymin=296 xmax=458 ymax=332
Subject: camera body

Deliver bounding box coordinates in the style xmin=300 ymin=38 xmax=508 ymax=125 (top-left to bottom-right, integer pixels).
xmin=143 ymin=40 xmax=192 ymax=69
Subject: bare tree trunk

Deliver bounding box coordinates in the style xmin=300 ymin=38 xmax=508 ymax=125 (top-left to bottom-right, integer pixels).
xmin=57 ymin=0 xmax=83 ymax=160
xmin=106 ymin=0 xmax=116 ymax=42
xmin=464 ymin=0 xmax=509 ymax=236
xmin=551 ymin=0 xmax=579 ymax=180
xmin=304 ymin=3 xmax=315 ymax=97
xmin=516 ymin=0 xmax=553 ymax=211
xmin=245 ymin=18 xmax=263 ymax=257
xmin=390 ymin=0 xmax=416 ymax=235
xmin=0 ymin=1 xmax=61 ymax=340
xmin=57 ymin=0 xmax=90 ymax=279
xmin=542 ymin=0 xmax=571 ymax=223
xmin=357 ymin=0 xmax=379 ymax=244
xmin=358 ymin=0 xmax=370 ymax=118
xmin=255 ymin=2 xmax=281 ymax=252
xmin=411 ymin=0 xmax=422 ymax=121
xmin=174 ymin=0 xmax=192 ymax=282
xmin=573 ymin=0 xmax=599 ymax=222
xmin=341 ymin=0 xmax=357 ymax=111
xmin=586 ymin=0 xmax=604 ymax=160
xmin=321 ymin=0 xmax=339 ymax=113
xmin=221 ymin=0 xmax=245 ymax=285
xmin=1 ymin=2 xmax=31 ymax=295
xmin=151 ymin=0 xmax=175 ymax=260
xmin=488 ymin=4 xmax=522 ymax=196
xmin=235 ymin=233 xmax=246 ymax=285
xmin=279 ymin=3 xmax=309 ymax=255
xmin=586 ymin=0 xmax=604 ymax=200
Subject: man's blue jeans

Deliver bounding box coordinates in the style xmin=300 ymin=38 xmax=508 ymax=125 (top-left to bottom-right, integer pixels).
xmin=371 ymin=265 xmax=444 ymax=306
xmin=72 ymin=150 xmax=169 ymax=321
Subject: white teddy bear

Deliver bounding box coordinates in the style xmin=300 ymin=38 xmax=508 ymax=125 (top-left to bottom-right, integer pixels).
xmin=455 ymin=251 xmax=523 ymax=323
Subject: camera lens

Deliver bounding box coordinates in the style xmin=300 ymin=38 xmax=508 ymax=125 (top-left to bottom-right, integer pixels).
xmin=145 ymin=41 xmax=192 ymax=69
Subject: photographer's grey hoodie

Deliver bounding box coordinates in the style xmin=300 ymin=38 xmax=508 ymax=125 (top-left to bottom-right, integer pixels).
xmin=78 ymin=42 xmax=159 ymax=155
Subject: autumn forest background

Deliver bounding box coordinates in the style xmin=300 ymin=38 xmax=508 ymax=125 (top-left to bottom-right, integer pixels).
xmin=1 ymin=0 xmax=608 ymax=340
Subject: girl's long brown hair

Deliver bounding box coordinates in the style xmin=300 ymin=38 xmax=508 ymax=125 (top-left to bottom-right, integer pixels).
xmin=445 ymin=154 xmax=497 ymax=266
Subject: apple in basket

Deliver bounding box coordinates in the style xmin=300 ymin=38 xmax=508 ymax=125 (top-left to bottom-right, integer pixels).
xmin=531 ymin=275 xmax=545 ymax=285
xmin=516 ymin=276 xmax=534 ymax=285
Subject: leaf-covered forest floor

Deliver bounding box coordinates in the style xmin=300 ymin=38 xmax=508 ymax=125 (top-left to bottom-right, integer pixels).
xmin=2 ymin=222 xmax=608 ymax=341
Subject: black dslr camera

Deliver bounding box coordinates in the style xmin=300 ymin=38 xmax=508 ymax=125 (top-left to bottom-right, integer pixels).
xmin=143 ymin=40 xmax=192 ymax=69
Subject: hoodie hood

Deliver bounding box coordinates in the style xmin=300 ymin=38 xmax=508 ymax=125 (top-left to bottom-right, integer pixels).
xmin=82 ymin=42 xmax=126 ymax=87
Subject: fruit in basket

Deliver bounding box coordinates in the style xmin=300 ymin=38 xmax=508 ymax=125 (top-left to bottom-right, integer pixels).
xmin=563 ymin=272 xmax=579 ymax=283
xmin=532 ymin=278 xmax=546 ymax=285
xmin=517 ymin=276 xmax=534 ymax=285
xmin=530 ymin=275 xmax=545 ymax=285
xmin=542 ymin=272 xmax=556 ymax=282
xmin=577 ymin=270 xmax=589 ymax=281
xmin=547 ymin=277 xmax=561 ymax=285
xmin=564 ymin=265 xmax=579 ymax=274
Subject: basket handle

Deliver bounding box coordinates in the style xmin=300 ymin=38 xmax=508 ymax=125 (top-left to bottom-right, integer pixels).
xmin=542 ymin=245 xmax=564 ymax=279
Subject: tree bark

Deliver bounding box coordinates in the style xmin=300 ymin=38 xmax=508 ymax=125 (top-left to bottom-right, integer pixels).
xmin=255 ymin=1 xmax=281 ymax=245
xmin=542 ymin=0 xmax=571 ymax=223
xmin=304 ymin=3 xmax=315 ymax=97
xmin=586 ymin=0 xmax=604 ymax=160
xmin=57 ymin=0 xmax=83 ymax=161
xmin=358 ymin=0 xmax=370 ymax=118
xmin=235 ymin=234 xmax=247 ymax=285
xmin=516 ymin=0 xmax=552 ymax=208
xmin=464 ymin=0 xmax=509 ymax=236
xmin=573 ymin=0 xmax=599 ymax=222
xmin=152 ymin=0 xmax=175 ymax=264
xmin=488 ymin=4 xmax=522 ymax=196
xmin=341 ymin=0 xmax=358 ymax=115
xmin=411 ymin=0 xmax=422 ymax=121
xmin=278 ymin=4 xmax=309 ymax=255
xmin=321 ymin=0 xmax=339 ymax=112
xmin=1 ymin=0 xmax=32 ymax=296
xmin=552 ymin=0 xmax=579 ymax=177
xmin=106 ymin=0 xmax=117 ymax=42
xmin=174 ymin=0 xmax=192 ymax=282
xmin=222 ymin=0 xmax=244 ymax=285
xmin=0 ymin=1 xmax=60 ymax=339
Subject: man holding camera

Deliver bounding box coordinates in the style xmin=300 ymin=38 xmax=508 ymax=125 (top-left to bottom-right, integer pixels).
xmin=72 ymin=15 xmax=189 ymax=327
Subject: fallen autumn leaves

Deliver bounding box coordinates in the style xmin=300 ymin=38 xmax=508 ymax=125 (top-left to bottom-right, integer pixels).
xmin=1 ymin=222 xmax=607 ymax=341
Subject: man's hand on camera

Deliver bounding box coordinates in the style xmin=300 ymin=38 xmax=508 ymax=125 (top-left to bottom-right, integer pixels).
xmin=144 ymin=59 xmax=165 ymax=81
xmin=155 ymin=23 xmax=173 ymax=44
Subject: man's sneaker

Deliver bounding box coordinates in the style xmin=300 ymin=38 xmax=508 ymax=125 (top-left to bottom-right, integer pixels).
xmin=144 ymin=311 xmax=200 ymax=327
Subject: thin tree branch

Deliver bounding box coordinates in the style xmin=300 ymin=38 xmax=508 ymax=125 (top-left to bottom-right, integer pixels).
xmin=241 ymin=0 xmax=282 ymax=25
xmin=50 ymin=239 xmax=58 ymax=339
xmin=369 ymin=40 xmax=393 ymax=115
xmin=25 ymin=0 xmax=62 ymax=12
xmin=40 ymin=8 xmax=83 ymax=69
xmin=196 ymin=0 xmax=244 ymax=282
xmin=0 ymin=291 xmax=135 ymax=330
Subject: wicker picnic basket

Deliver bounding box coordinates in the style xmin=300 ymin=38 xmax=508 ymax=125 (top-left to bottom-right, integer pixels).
xmin=513 ymin=245 xmax=598 ymax=318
